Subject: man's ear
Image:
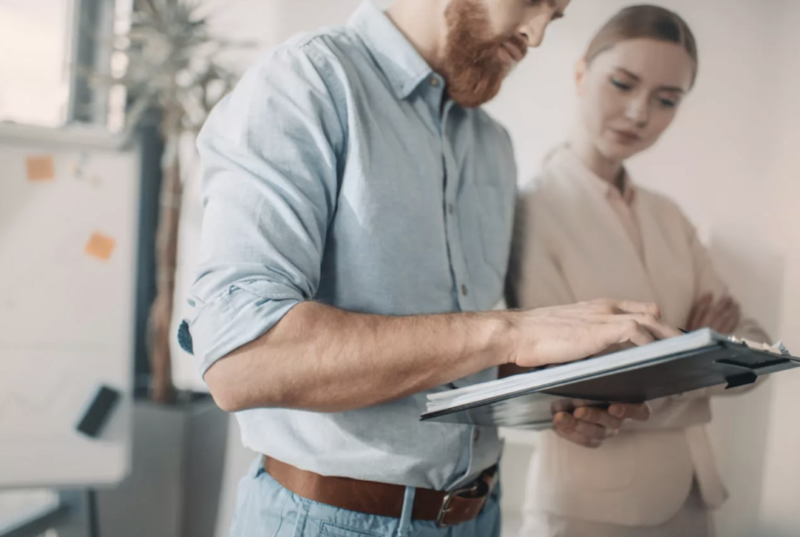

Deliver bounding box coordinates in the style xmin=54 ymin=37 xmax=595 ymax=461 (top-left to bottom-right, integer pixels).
xmin=575 ymin=58 xmax=588 ymax=95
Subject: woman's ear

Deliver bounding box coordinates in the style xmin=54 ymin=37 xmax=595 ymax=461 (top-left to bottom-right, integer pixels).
xmin=575 ymin=58 xmax=588 ymax=95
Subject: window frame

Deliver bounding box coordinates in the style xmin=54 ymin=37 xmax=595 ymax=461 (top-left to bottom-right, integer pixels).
xmin=68 ymin=0 xmax=116 ymax=125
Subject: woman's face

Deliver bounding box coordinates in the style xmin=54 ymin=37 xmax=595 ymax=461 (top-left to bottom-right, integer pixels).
xmin=576 ymin=38 xmax=695 ymax=162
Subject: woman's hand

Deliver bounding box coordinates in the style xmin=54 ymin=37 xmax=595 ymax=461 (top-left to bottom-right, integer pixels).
xmin=552 ymin=403 xmax=650 ymax=448
xmin=686 ymin=293 xmax=741 ymax=335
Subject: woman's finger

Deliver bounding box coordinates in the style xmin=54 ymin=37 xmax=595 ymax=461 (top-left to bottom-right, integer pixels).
xmin=608 ymin=403 xmax=650 ymax=422
xmin=554 ymin=411 xmax=606 ymax=441
xmin=708 ymin=296 xmax=732 ymax=321
xmin=573 ymin=406 xmax=624 ymax=431
xmin=688 ymin=294 xmax=712 ymax=330
xmin=719 ymin=305 xmax=741 ymax=334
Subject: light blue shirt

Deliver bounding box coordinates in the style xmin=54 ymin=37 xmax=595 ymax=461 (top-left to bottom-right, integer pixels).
xmin=188 ymin=0 xmax=516 ymax=490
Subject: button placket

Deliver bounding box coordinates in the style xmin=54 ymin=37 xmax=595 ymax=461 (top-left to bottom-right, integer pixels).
xmin=440 ymin=103 xmax=468 ymax=311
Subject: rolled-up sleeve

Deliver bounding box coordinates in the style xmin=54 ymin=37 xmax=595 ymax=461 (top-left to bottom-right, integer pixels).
xmin=188 ymin=43 xmax=345 ymax=376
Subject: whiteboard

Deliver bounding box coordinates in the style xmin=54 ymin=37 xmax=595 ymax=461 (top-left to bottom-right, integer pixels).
xmin=0 ymin=130 xmax=137 ymax=488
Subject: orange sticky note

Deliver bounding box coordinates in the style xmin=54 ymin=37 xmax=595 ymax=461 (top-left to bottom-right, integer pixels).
xmin=84 ymin=233 xmax=116 ymax=261
xmin=26 ymin=155 xmax=55 ymax=181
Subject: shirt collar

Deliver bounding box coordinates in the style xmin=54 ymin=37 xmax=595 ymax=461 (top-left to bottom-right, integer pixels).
xmin=348 ymin=1 xmax=434 ymax=100
xmin=560 ymin=145 xmax=637 ymax=206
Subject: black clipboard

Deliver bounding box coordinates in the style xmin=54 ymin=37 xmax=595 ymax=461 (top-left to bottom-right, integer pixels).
xmin=422 ymin=329 xmax=798 ymax=427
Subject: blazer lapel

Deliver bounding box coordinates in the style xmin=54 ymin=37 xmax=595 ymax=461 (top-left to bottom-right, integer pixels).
xmin=633 ymin=192 xmax=696 ymax=327
xmin=544 ymin=149 xmax=658 ymax=304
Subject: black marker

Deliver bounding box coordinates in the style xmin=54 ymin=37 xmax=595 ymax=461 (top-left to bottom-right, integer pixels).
xmin=76 ymin=385 xmax=121 ymax=438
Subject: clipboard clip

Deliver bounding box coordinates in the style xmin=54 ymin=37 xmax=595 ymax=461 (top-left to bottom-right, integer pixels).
xmin=724 ymin=371 xmax=759 ymax=390
xmin=717 ymin=357 xmax=792 ymax=389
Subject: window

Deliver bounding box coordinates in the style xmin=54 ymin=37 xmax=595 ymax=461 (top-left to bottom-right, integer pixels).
xmin=0 ymin=0 xmax=74 ymax=127
xmin=0 ymin=0 xmax=131 ymax=131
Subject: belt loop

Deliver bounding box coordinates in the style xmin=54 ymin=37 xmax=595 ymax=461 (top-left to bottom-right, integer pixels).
xmin=396 ymin=486 xmax=416 ymax=537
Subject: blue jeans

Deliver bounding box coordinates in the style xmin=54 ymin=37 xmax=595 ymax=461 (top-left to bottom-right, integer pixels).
xmin=229 ymin=458 xmax=502 ymax=537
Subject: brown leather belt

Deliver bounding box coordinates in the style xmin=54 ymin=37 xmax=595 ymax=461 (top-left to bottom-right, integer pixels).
xmin=264 ymin=456 xmax=497 ymax=527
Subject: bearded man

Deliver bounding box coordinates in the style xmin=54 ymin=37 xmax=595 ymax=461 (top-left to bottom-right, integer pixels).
xmin=185 ymin=0 xmax=673 ymax=535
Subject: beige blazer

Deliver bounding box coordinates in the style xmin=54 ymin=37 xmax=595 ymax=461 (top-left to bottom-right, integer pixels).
xmin=509 ymin=147 xmax=768 ymax=527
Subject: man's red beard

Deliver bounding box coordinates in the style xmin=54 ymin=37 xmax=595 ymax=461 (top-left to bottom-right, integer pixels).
xmin=443 ymin=0 xmax=527 ymax=108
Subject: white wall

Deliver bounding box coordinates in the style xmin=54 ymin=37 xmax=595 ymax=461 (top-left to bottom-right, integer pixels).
xmin=757 ymin=1 xmax=800 ymax=535
xmin=175 ymin=1 xmax=799 ymax=535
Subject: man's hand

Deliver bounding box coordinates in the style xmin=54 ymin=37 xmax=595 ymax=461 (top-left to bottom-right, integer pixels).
xmin=507 ymin=299 xmax=681 ymax=369
xmin=686 ymin=293 xmax=741 ymax=335
xmin=553 ymin=403 xmax=651 ymax=448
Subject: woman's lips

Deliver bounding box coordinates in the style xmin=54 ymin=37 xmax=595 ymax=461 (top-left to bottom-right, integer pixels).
xmin=609 ymin=128 xmax=642 ymax=144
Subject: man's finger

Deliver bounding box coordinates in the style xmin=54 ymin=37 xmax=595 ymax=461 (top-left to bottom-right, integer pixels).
xmin=608 ymin=320 xmax=656 ymax=348
xmin=605 ymin=300 xmax=661 ymax=318
xmin=573 ymin=406 xmax=623 ymax=431
xmin=610 ymin=313 xmax=681 ymax=340
xmin=608 ymin=402 xmax=650 ymax=422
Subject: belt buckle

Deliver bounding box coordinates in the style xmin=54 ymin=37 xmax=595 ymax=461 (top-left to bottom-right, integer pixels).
xmin=436 ymin=490 xmax=458 ymax=528
xmin=435 ymin=483 xmax=478 ymax=528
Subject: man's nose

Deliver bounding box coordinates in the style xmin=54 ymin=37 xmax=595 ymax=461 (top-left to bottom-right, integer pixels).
xmin=520 ymin=16 xmax=550 ymax=48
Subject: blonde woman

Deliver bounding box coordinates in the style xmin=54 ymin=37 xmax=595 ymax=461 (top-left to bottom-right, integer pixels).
xmin=509 ymin=6 xmax=769 ymax=537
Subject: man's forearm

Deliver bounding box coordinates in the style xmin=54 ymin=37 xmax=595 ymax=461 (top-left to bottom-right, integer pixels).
xmin=204 ymin=301 xmax=514 ymax=413
xmin=204 ymin=298 xmax=675 ymax=413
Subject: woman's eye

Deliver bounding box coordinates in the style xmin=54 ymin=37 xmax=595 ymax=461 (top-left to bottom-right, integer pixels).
xmin=658 ymin=98 xmax=678 ymax=108
xmin=611 ymin=78 xmax=632 ymax=91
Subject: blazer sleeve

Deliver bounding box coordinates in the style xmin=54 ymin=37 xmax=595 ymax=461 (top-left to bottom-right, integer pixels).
xmin=625 ymin=202 xmax=772 ymax=431
xmin=680 ymin=205 xmax=771 ymax=343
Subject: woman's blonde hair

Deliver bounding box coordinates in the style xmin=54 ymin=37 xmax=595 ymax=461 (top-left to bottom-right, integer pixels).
xmin=585 ymin=5 xmax=699 ymax=87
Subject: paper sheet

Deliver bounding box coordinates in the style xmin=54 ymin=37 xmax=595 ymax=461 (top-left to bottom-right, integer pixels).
xmin=25 ymin=155 xmax=55 ymax=181
xmin=84 ymin=232 xmax=116 ymax=261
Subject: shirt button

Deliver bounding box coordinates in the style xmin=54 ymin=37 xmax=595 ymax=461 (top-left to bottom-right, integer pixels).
xmin=448 ymin=204 xmax=455 ymax=215
xmin=473 ymin=429 xmax=481 ymax=442
xmin=430 ymin=76 xmax=440 ymax=87
xmin=461 ymin=284 xmax=468 ymax=297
